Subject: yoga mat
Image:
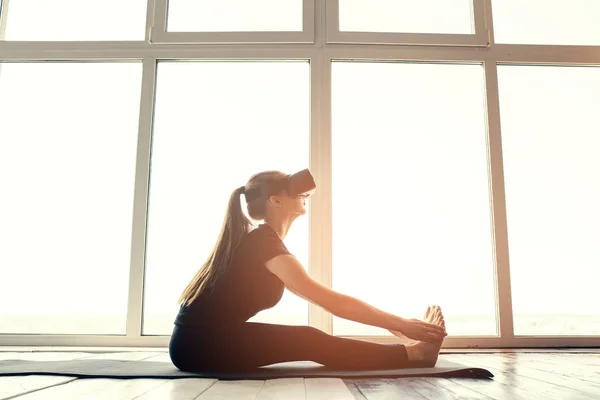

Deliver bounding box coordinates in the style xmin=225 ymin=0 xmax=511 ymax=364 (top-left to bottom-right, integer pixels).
xmin=0 ymin=358 xmax=493 ymax=380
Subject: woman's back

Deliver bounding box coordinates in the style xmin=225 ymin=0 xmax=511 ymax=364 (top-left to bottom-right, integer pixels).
xmin=173 ymin=223 xmax=292 ymax=328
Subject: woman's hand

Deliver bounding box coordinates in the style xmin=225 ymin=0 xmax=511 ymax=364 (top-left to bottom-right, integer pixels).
xmin=388 ymin=328 xmax=410 ymax=340
xmin=388 ymin=320 xmax=445 ymax=342
xmin=389 ymin=306 xmax=447 ymax=343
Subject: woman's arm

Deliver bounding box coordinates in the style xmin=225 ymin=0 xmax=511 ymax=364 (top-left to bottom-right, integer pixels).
xmin=266 ymin=254 xmax=445 ymax=340
xmin=286 ymin=280 xmax=404 ymax=331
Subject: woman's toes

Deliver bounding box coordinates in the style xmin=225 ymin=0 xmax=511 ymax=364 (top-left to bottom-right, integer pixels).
xmin=435 ymin=312 xmax=444 ymax=326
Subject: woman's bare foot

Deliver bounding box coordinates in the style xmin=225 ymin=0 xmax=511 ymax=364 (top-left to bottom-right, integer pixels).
xmin=401 ymin=306 xmax=438 ymax=345
xmin=405 ymin=305 xmax=446 ymax=366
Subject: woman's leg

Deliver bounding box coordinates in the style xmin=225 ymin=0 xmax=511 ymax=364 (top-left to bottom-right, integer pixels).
xmin=213 ymin=322 xmax=410 ymax=371
xmin=213 ymin=306 xmax=446 ymax=371
xmin=170 ymin=307 xmax=445 ymax=372
xmin=170 ymin=322 xmax=409 ymax=372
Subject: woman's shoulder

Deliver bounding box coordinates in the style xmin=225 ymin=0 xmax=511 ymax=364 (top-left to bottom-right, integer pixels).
xmin=239 ymin=224 xmax=289 ymax=255
xmin=237 ymin=224 xmax=270 ymax=249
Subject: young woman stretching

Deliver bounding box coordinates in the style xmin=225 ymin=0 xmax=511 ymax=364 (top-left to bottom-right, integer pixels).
xmin=169 ymin=169 xmax=447 ymax=372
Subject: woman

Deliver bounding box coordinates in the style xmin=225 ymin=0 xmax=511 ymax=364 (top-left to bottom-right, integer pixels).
xmin=169 ymin=169 xmax=447 ymax=372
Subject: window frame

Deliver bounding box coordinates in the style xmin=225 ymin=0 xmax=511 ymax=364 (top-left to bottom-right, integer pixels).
xmin=326 ymin=0 xmax=488 ymax=47
xmin=150 ymin=0 xmax=315 ymax=44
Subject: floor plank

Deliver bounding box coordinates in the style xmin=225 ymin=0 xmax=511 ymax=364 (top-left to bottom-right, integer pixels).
xmin=452 ymin=354 xmax=596 ymax=400
xmin=456 ymin=353 xmax=600 ymax=398
xmin=84 ymin=379 xmax=168 ymax=400
xmin=1 ymin=352 xmax=165 ymax=400
xmin=442 ymin=355 xmax=532 ymax=400
xmin=0 ymin=352 xmax=90 ymax=400
xmin=13 ymin=378 xmax=168 ymax=400
xmin=0 ymin=353 xmax=89 ymax=361
xmin=3 ymin=351 xmax=600 ymax=400
xmin=0 ymin=376 xmax=76 ymax=400
xmin=343 ymin=381 xmax=367 ymax=400
xmin=449 ymin=377 xmax=533 ymax=400
xmin=352 ymin=378 xmax=427 ymax=399
xmin=432 ymin=378 xmax=495 ymax=400
xmin=79 ymin=352 xmax=163 ymax=361
xmin=195 ymin=380 xmax=265 ymax=399
xmin=400 ymin=377 xmax=484 ymax=400
xmin=12 ymin=378 xmax=126 ymax=400
xmin=504 ymin=353 xmax=600 ymax=382
xmin=385 ymin=378 xmax=432 ymax=399
xmin=344 ymin=379 xmax=367 ymax=400
xmin=133 ymin=378 xmax=217 ymax=400
xmin=349 ymin=379 xmax=395 ymax=400
xmin=255 ymin=378 xmax=305 ymax=400
xmin=141 ymin=353 xmax=172 ymax=363
xmin=304 ymin=378 xmax=355 ymax=400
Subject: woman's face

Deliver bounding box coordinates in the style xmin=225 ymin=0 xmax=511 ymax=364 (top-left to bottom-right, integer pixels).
xmin=280 ymin=191 xmax=311 ymax=216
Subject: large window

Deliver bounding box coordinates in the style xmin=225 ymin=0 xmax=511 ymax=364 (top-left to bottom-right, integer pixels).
xmin=1 ymin=0 xmax=599 ymax=348
xmin=332 ymin=62 xmax=496 ymax=337
xmin=498 ymin=65 xmax=600 ymax=336
xmin=0 ymin=62 xmax=143 ymax=334
xmin=142 ymin=61 xmax=310 ymax=335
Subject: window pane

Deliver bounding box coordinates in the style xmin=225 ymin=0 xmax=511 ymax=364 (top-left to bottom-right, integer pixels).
xmin=3 ymin=0 xmax=147 ymax=41
xmin=167 ymin=0 xmax=303 ymax=32
xmin=142 ymin=61 xmax=310 ymax=335
xmin=339 ymin=0 xmax=473 ymax=34
xmin=332 ymin=62 xmax=495 ymax=337
xmin=492 ymin=0 xmax=600 ymax=45
xmin=498 ymin=65 xmax=600 ymax=336
xmin=0 ymin=62 xmax=143 ymax=334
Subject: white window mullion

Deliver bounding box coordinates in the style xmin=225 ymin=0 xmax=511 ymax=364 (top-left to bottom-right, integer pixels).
xmin=472 ymin=0 xmax=488 ymax=44
xmin=0 ymin=0 xmax=9 ymax=41
xmin=0 ymin=0 xmax=7 ymax=79
xmin=3 ymin=42 xmax=600 ymax=64
xmin=145 ymin=0 xmax=156 ymax=43
xmin=482 ymin=0 xmax=495 ymax=45
xmin=483 ymin=0 xmax=515 ymax=345
xmin=308 ymin=0 xmax=333 ymax=335
xmin=308 ymin=53 xmax=333 ymax=335
xmin=483 ymin=60 xmax=515 ymax=344
xmin=150 ymin=0 xmax=166 ymax=43
xmin=302 ymin=0 xmax=316 ymax=44
xmin=125 ymin=57 xmax=157 ymax=339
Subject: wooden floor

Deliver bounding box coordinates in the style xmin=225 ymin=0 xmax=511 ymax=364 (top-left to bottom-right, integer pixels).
xmin=1 ymin=350 xmax=599 ymax=399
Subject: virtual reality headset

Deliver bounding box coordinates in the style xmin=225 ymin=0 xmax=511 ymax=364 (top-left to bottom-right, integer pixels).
xmin=246 ymin=168 xmax=316 ymax=202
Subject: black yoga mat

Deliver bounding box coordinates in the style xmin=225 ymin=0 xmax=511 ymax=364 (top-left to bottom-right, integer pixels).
xmin=0 ymin=358 xmax=493 ymax=380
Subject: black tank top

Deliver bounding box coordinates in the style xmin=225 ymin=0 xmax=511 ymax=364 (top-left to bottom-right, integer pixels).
xmin=174 ymin=223 xmax=292 ymax=328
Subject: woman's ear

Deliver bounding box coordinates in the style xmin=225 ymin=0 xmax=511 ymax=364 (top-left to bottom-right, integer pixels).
xmin=268 ymin=195 xmax=281 ymax=206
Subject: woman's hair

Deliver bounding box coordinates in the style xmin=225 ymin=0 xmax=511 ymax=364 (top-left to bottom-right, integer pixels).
xmin=177 ymin=170 xmax=288 ymax=307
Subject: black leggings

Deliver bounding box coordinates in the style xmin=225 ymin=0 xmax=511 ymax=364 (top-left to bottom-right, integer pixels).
xmin=169 ymin=322 xmax=409 ymax=372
